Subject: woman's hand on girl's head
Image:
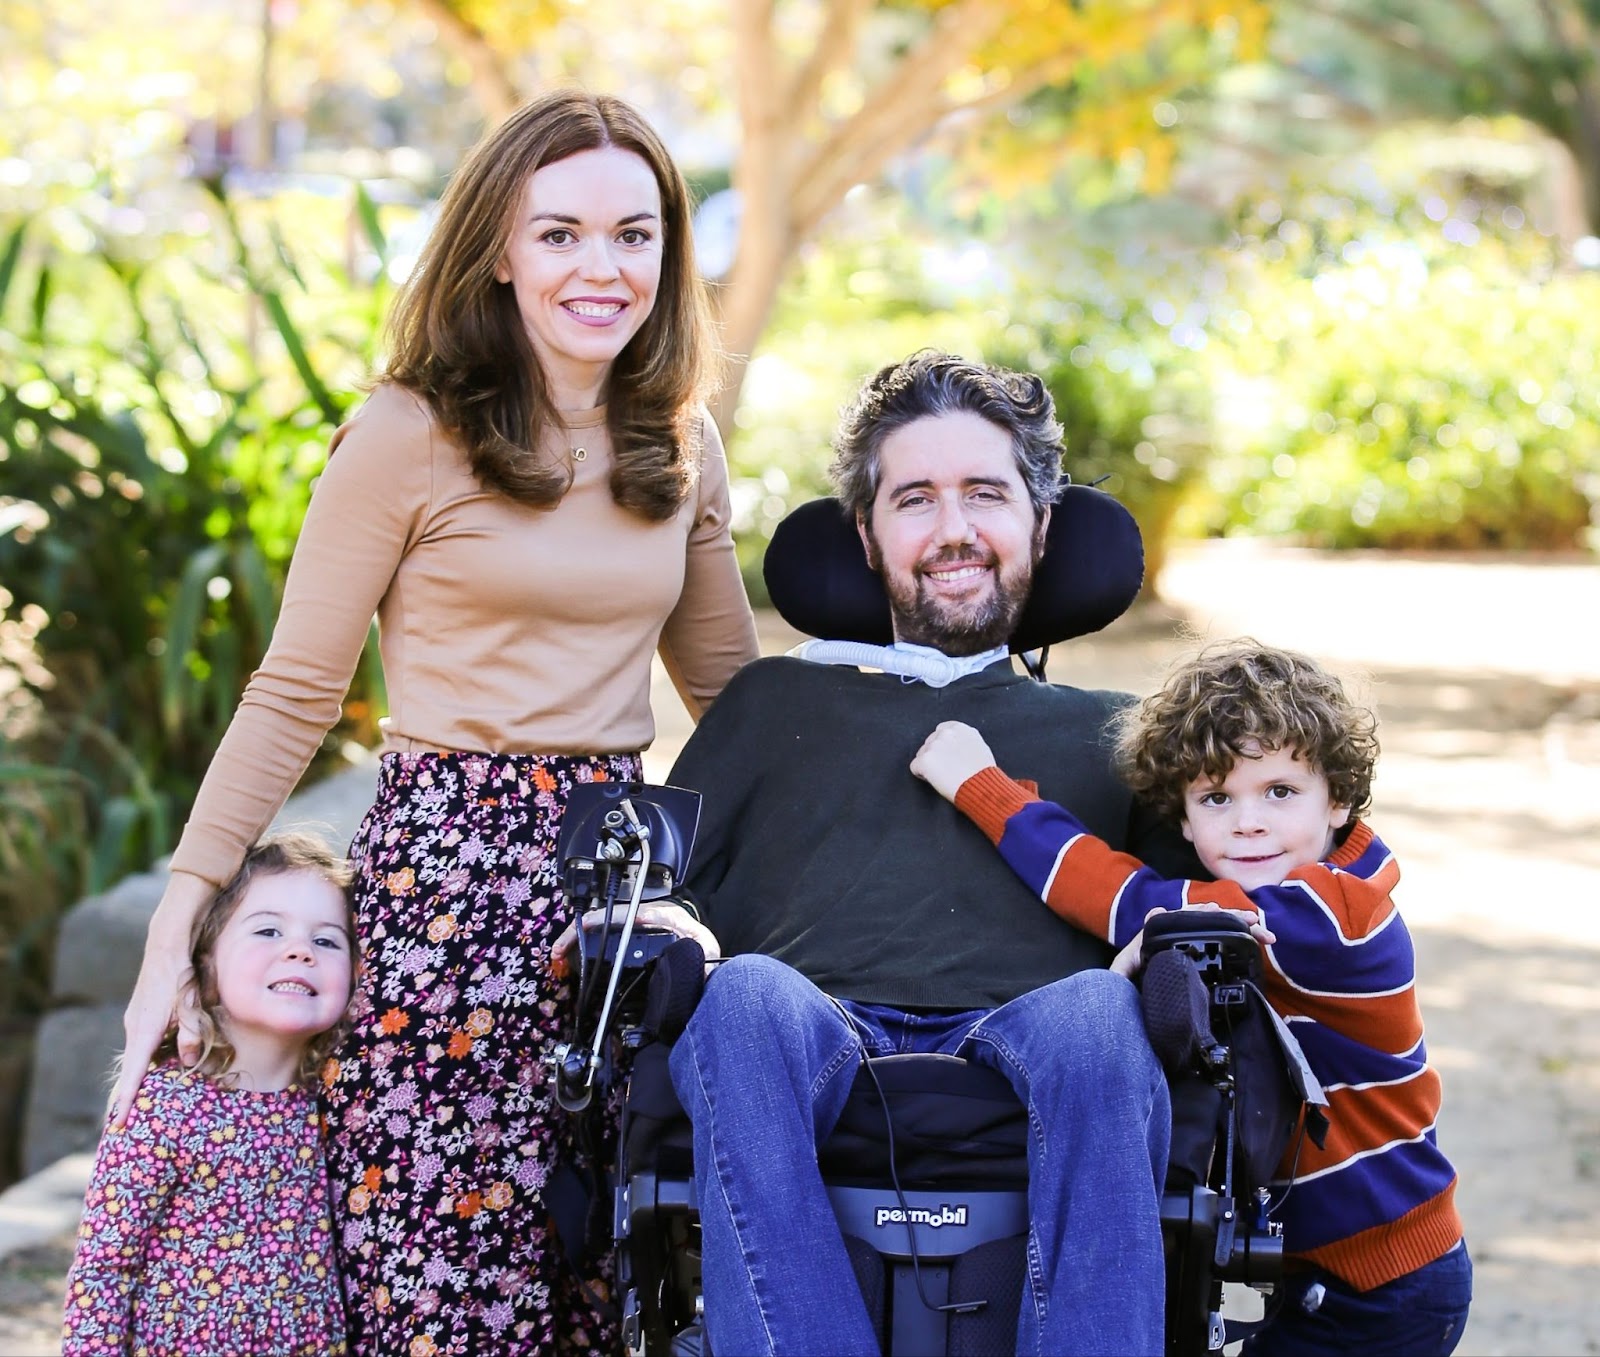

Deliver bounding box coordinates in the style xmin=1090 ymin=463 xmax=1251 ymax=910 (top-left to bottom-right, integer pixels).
xmin=108 ymin=873 xmax=210 ymax=1130
xmin=109 ymin=957 xmax=187 ymax=1131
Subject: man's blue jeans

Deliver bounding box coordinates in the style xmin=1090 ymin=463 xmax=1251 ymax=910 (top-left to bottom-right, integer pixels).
xmin=669 ymin=954 xmax=1171 ymax=1356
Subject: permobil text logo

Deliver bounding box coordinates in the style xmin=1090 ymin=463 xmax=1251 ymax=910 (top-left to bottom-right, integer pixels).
xmin=874 ymin=1204 xmax=968 ymax=1229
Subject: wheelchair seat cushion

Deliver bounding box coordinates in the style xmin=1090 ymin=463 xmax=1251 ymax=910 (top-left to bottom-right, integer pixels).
xmin=819 ymin=1054 xmax=1029 ymax=1190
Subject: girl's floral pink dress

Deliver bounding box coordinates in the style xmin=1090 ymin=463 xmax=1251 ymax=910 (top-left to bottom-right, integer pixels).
xmin=62 ymin=1061 xmax=345 ymax=1356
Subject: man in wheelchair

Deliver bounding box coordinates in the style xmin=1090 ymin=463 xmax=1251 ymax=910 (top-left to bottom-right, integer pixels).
xmin=655 ymin=351 xmax=1210 ymax=1356
xmin=552 ymin=351 xmax=1319 ymax=1355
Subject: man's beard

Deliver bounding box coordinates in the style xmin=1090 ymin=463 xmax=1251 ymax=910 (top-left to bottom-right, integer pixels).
xmin=865 ymin=534 xmax=1041 ymax=658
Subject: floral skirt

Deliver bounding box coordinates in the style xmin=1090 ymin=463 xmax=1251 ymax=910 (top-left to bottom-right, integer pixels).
xmin=321 ymin=750 xmax=641 ymax=1357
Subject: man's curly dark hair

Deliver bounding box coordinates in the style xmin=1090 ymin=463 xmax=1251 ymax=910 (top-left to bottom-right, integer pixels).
xmin=828 ymin=349 xmax=1065 ymax=523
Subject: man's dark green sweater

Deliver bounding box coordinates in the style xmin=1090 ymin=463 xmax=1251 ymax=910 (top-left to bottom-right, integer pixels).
xmin=669 ymin=655 xmax=1199 ymax=1011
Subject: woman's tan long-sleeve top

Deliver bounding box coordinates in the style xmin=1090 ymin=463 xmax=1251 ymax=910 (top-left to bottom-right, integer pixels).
xmin=169 ymin=382 xmax=759 ymax=886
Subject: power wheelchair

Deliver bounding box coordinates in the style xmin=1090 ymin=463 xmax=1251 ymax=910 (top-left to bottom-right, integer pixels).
xmin=549 ymin=490 xmax=1326 ymax=1357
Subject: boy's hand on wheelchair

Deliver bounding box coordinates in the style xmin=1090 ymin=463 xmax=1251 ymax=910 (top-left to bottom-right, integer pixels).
xmin=550 ymin=903 xmax=722 ymax=978
xmin=1109 ymin=905 xmax=1276 ymax=981
xmin=1182 ymin=901 xmax=1276 ymax=948
xmin=1110 ymin=923 xmax=1152 ymax=980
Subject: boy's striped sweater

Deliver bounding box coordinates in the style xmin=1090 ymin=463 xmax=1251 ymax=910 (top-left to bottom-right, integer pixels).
xmin=954 ymin=765 xmax=1463 ymax=1292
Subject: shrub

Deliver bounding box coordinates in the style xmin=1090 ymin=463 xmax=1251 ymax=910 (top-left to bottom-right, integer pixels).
xmin=983 ymin=319 xmax=1211 ymax=592
xmin=1196 ymin=252 xmax=1600 ymax=550
xmin=0 ymin=183 xmax=395 ymax=1181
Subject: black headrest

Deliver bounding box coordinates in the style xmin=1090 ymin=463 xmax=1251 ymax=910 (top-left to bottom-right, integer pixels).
xmin=762 ymin=486 xmax=1144 ymax=653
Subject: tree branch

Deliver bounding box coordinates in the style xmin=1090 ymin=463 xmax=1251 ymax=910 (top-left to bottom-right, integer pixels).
xmin=952 ymin=0 xmax=1224 ymax=120
xmin=1284 ymin=0 xmax=1471 ymax=79
xmin=791 ymin=0 xmax=1007 ymax=231
xmin=1275 ymin=59 xmax=1382 ymax=126
xmin=1456 ymin=0 xmax=1533 ymax=57
xmin=784 ymin=0 xmax=873 ymax=137
xmin=1534 ymin=0 xmax=1600 ymax=225
xmin=731 ymin=0 xmax=784 ymax=134
xmin=1532 ymin=0 xmax=1600 ymax=67
xmin=413 ymin=0 xmax=525 ymax=125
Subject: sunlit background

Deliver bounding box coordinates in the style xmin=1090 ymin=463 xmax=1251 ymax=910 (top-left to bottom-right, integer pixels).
xmin=3 ymin=9 xmax=1600 ymax=1343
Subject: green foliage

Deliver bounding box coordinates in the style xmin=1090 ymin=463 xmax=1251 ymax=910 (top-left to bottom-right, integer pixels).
xmin=983 ymin=316 xmax=1211 ymax=590
xmin=0 ymin=181 xmax=394 ymax=1032
xmin=727 ymin=227 xmax=1210 ymax=600
xmin=1194 ymin=228 xmax=1600 ymax=550
xmin=1263 ymin=0 xmax=1600 ymax=223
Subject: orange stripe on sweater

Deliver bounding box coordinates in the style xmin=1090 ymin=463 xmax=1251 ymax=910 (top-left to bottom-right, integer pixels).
xmin=1267 ymin=981 xmax=1423 ymax=1051
xmin=1297 ymin=1185 xmax=1463 ymax=1292
xmin=1292 ymin=1068 xmax=1443 ymax=1177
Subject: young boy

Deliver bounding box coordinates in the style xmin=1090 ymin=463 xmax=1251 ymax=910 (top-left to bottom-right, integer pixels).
xmin=911 ymin=640 xmax=1471 ymax=1357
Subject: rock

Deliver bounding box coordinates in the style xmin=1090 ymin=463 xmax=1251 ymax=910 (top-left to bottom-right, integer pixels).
xmin=20 ymin=1007 xmax=123 ymax=1175
xmin=49 ymin=874 xmax=165 ymax=1006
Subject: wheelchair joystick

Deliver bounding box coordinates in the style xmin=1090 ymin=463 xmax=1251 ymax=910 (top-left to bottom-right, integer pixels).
xmin=545 ymin=783 xmax=703 ymax=1118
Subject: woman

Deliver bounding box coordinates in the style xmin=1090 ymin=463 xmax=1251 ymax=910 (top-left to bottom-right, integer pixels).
xmin=111 ymin=90 xmax=759 ymax=1354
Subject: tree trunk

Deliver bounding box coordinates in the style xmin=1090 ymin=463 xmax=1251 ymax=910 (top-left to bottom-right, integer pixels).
xmin=1541 ymin=135 xmax=1595 ymax=259
xmin=708 ymin=229 xmax=790 ymax=433
xmin=414 ymin=0 xmax=524 ymax=127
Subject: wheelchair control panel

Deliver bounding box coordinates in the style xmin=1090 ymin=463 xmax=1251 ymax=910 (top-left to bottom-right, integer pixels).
xmin=545 ymin=782 xmax=703 ymax=1111
xmin=577 ymin=919 xmax=680 ymax=972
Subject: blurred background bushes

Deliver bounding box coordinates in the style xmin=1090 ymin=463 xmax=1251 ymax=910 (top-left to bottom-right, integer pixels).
xmin=0 ymin=183 xmax=395 ymax=1117
xmin=1189 ymin=198 xmax=1600 ymax=550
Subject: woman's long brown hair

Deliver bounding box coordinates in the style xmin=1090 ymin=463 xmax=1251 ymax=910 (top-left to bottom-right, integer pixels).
xmin=383 ymin=89 xmax=720 ymax=521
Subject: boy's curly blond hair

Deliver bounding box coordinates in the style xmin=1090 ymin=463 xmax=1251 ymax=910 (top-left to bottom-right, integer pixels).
xmin=1114 ymin=640 xmax=1379 ymax=823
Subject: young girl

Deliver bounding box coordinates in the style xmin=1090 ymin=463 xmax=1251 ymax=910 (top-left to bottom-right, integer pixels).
xmin=63 ymin=833 xmax=356 ymax=1356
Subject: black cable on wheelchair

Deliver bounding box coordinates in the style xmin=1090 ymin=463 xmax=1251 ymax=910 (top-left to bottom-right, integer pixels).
xmin=575 ymin=866 xmax=624 ymax=1022
xmin=858 ymin=1054 xmax=988 ymax=1319
xmin=1265 ymin=1102 xmax=1311 ymax=1219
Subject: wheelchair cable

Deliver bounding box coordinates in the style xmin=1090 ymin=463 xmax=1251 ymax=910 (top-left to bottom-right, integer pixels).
xmin=583 ymin=798 xmax=654 ymax=1093
xmin=858 ymin=1053 xmax=988 ymax=1318
xmin=1265 ymin=1108 xmax=1311 ymax=1218
xmin=574 ymin=869 xmax=622 ymax=1026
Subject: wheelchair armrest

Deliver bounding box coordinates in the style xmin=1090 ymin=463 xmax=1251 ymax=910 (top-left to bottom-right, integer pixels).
xmin=578 ymin=921 xmax=681 ymax=969
xmin=1141 ymin=910 xmax=1259 ymax=987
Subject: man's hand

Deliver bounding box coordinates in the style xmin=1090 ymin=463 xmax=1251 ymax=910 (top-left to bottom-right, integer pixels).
xmin=550 ymin=902 xmax=721 ymax=978
xmin=910 ymin=721 xmax=998 ymax=803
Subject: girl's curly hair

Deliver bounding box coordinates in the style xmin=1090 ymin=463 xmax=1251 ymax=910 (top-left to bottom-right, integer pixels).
xmin=1114 ymin=640 xmax=1379 ymax=823
xmin=155 ymin=832 xmax=357 ymax=1089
